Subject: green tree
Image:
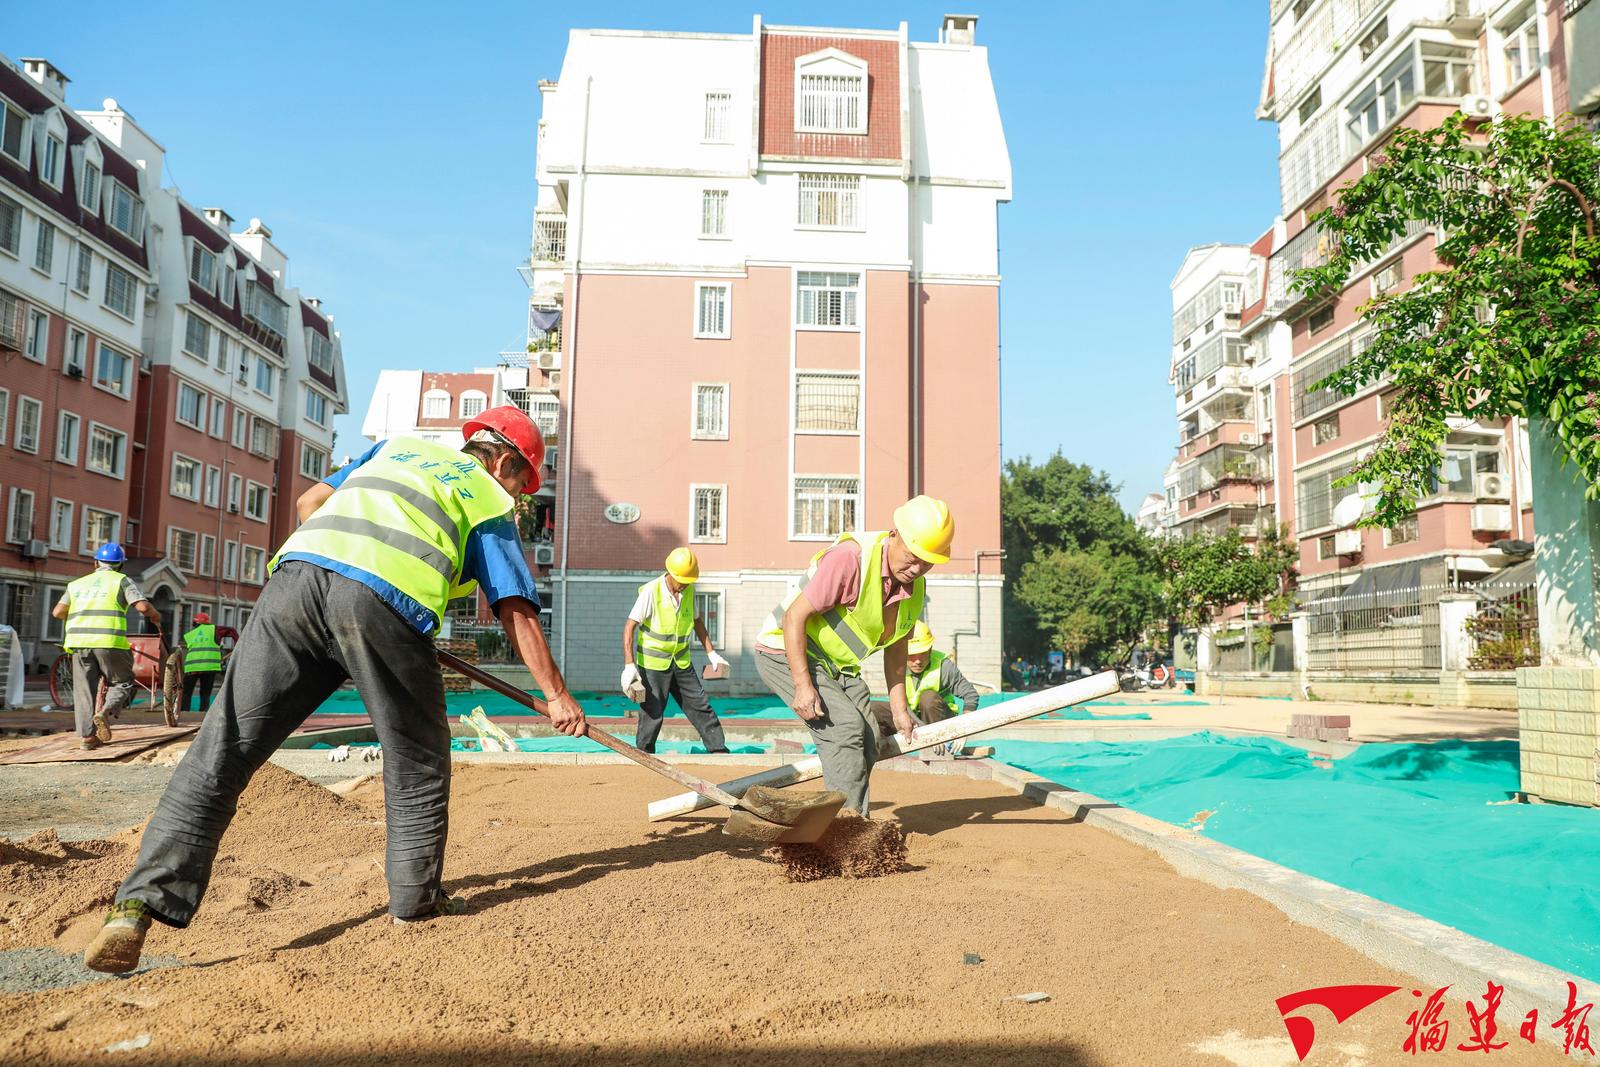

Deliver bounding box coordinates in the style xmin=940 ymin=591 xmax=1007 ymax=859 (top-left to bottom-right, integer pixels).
xmin=1013 ymin=545 xmax=1164 ymax=666
xmin=1157 ymin=524 xmax=1298 ymax=638
xmin=1294 ymin=115 xmax=1600 ymax=523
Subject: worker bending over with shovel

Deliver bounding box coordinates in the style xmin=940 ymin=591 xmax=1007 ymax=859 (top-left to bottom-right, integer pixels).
xmin=755 ymin=495 xmax=954 ymax=815
xmin=621 ymin=547 xmax=730 ymax=754
xmin=85 ymin=405 xmax=586 ymax=974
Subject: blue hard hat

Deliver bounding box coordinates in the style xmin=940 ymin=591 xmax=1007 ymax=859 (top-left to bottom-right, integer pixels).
xmin=94 ymin=542 xmax=127 ymax=564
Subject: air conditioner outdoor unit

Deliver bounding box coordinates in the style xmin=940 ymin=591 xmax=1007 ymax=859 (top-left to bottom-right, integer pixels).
xmin=1472 ymin=504 xmax=1513 ymax=532
xmin=1333 ymin=528 xmax=1362 ymax=555
xmin=227 ymin=503 xmax=240 ymax=514
xmin=1239 ymin=432 xmax=1259 ymax=446
xmin=1475 ymin=471 xmax=1509 ymax=501
xmin=1459 ymin=94 xmax=1494 ymax=119
xmin=549 ymin=371 xmax=562 ymax=388
xmin=538 ymin=351 xmax=557 ymax=370
xmin=533 ymin=544 xmax=556 ymax=566
xmin=66 ymin=362 xmax=85 ymax=378
xmin=20 ymin=539 xmax=48 ymax=560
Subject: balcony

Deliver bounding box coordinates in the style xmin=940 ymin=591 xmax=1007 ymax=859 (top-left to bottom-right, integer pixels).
xmin=1173 ymin=334 xmax=1248 ymax=395
xmin=1178 ymin=420 xmax=1262 ymax=461
xmin=1272 ymin=0 xmax=1392 ymax=112
xmin=1266 ymin=221 xmax=1336 ymax=318
xmin=1175 ymin=504 xmax=1262 ymax=540
xmin=1178 ymin=444 xmax=1268 ymax=499
xmin=532 ymin=214 xmax=567 ymax=264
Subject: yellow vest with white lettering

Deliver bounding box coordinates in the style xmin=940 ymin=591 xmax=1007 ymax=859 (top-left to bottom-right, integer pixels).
xmin=635 ymin=575 xmax=695 ymax=671
xmin=63 ymin=569 xmax=130 ymax=651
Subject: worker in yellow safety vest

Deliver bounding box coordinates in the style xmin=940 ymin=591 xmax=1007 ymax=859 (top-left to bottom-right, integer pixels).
xmin=754 ymin=495 xmax=955 ymax=815
xmin=85 ymin=405 xmax=587 ymax=976
xmin=180 ymin=612 xmax=224 ymax=712
xmin=872 ymin=620 xmax=984 ymax=757
xmin=620 ymin=547 xmax=730 ymax=754
xmin=50 ymin=543 xmax=163 ymax=750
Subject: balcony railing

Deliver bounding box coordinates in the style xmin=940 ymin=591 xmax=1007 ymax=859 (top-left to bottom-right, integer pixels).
xmin=533 ymin=215 xmax=567 ymax=263
xmin=1174 ymin=335 xmax=1248 ymax=394
xmin=1273 ymin=0 xmax=1396 ymax=111
xmin=1266 ymin=221 xmax=1337 ymax=317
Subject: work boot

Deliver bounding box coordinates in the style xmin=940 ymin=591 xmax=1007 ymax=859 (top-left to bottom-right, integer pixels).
xmin=91 ymin=711 xmax=113 ymax=744
xmin=84 ymin=900 xmax=153 ymax=973
xmin=79 ymin=736 xmax=103 ymax=751
xmin=392 ymin=895 xmax=467 ymax=925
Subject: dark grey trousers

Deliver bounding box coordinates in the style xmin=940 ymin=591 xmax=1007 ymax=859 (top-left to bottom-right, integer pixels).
xmin=117 ymin=563 xmax=451 ymax=925
xmin=72 ymin=648 xmax=135 ymax=738
xmin=636 ymin=663 xmax=727 ymax=753
xmin=755 ymin=651 xmax=876 ymax=815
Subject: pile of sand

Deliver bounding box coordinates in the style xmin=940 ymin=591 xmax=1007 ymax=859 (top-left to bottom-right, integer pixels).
xmin=771 ymin=813 xmax=909 ymax=882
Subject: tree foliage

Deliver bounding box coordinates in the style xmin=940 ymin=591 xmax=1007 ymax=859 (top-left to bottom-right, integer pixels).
xmin=1156 ymin=524 xmax=1298 ymax=633
xmin=1295 ymin=115 xmax=1600 ymax=525
xmin=1013 ymin=545 xmax=1163 ymax=662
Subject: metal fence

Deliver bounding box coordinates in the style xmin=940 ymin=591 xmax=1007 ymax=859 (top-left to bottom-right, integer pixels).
xmin=1215 ymin=623 xmax=1295 ymax=673
xmin=1468 ymin=573 xmax=1540 ymax=670
xmin=1306 ymin=583 xmax=1443 ymax=673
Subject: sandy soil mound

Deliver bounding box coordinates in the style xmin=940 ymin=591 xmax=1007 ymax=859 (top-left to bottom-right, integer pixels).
xmin=771 ymin=813 xmax=908 ymax=881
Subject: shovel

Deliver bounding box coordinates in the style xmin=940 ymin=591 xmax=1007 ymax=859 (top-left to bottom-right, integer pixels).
xmin=436 ymin=650 xmax=844 ymax=844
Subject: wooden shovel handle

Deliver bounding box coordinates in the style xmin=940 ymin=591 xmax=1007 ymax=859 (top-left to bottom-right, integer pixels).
xmin=436 ymin=649 xmax=743 ymax=809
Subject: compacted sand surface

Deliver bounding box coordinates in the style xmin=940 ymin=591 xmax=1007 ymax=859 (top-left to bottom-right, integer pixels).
xmin=0 ymin=760 xmax=1573 ymax=1066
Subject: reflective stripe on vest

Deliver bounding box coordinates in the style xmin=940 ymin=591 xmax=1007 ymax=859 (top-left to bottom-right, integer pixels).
xmin=759 ymin=531 xmax=925 ymax=675
xmin=907 ymin=650 xmax=961 ymax=714
xmin=636 ymin=576 xmax=694 ymax=671
xmin=270 ymin=437 xmax=516 ymax=629
xmin=63 ymin=570 xmax=129 ymax=652
xmin=183 ymin=624 xmax=223 ymax=673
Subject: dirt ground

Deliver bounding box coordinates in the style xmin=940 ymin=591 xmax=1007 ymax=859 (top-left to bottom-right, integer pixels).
xmin=0 ymin=760 xmax=1575 ymax=1066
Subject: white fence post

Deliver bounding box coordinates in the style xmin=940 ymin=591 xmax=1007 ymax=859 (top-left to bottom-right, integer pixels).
xmin=1437 ymin=593 xmax=1479 ymax=673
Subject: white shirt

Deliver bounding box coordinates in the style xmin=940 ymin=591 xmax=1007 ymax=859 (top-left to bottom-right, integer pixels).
xmin=628 ymin=575 xmax=684 ymax=624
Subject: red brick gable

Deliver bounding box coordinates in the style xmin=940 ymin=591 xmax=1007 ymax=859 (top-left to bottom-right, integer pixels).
xmin=759 ymin=34 xmax=900 ymax=163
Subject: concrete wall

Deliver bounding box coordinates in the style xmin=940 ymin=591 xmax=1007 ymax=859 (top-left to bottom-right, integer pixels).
xmin=1517 ymin=666 xmax=1600 ymax=807
xmin=1198 ymin=670 xmax=1519 ymax=710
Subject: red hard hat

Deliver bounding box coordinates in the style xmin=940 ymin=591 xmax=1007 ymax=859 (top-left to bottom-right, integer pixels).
xmin=462 ymin=404 xmax=546 ymax=494
xmin=194 ymin=612 xmax=211 ymax=624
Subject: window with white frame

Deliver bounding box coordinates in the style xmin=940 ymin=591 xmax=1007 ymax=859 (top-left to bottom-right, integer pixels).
xmin=1501 ymin=4 xmax=1539 ymax=87
xmin=232 ymin=410 xmax=247 ymax=448
xmin=16 ymin=396 xmax=41 ymax=453
xmin=82 ymin=508 xmax=119 ymax=554
xmin=694 ymin=590 xmax=723 ymax=646
xmin=65 ymin=327 xmax=86 ymax=375
xmin=223 ymin=540 xmax=239 ymax=579
xmin=692 ymin=383 xmax=728 ymax=439
xmin=7 ymin=488 xmax=35 ymax=544
xmin=198 ymin=534 xmax=216 ymax=576
xmin=103 ymin=263 xmax=138 ymax=319
xmin=168 ymin=527 xmax=198 ymax=572
xmin=690 ymin=484 xmax=726 ymax=543
xmin=41 ymin=133 xmax=63 ymax=188
xmin=254 ymin=357 xmax=277 ymax=398
xmin=219 ymin=264 xmax=237 ymax=307
xmin=795 ymin=271 xmax=860 ymax=328
xmin=79 ymin=159 xmax=100 ymax=214
xmin=95 ymin=342 xmax=131 ymax=396
xmin=301 ymin=443 xmax=330 ymax=481
xmin=56 ymin=410 xmax=79 ymax=464
xmin=244 ymin=480 xmax=269 ymax=522
xmin=422 ymin=389 xmax=449 ymax=419
xmin=49 ymin=499 xmax=73 ymax=551
xmin=701 ymin=190 xmax=728 ymax=237
xmin=25 ymin=307 xmax=48 ymax=362
xmin=241 ymin=545 xmax=265 ymax=584
xmin=189 ymin=241 xmax=218 ymax=294
xmin=228 ymin=474 xmax=242 ymax=512
xmin=703 ymin=91 xmax=731 ymax=142
xmin=183 ymin=312 xmax=210 ymax=360
xmin=210 ymin=397 xmax=226 ymax=438
xmin=72 ymin=241 xmax=92 ymax=293
xmin=171 ymin=454 xmax=202 ymax=501
xmin=233 ymin=342 xmax=248 ymax=381
xmin=305 ymin=387 xmax=330 ymax=426
xmin=106 ymin=179 xmax=144 ymax=241
xmin=458 ymin=390 xmax=486 ymax=419
xmin=204 ymin=465 xmax=220 ymax=508
xmin=176 ymin=382 xmax=206 ymax=430
xmin=528 ymin=395 xmax=560 ymax=436
xmin=797 ymin=174 xmax=861 ymax=229
xmin=0 ymin=99 xmax=26 ymax=166
xmin=792 ymin=476 xmax=859 ymax=539
xmin=0 ymin=193 xmax=20 ymax=255
xmin=307 ymin=329 xmax=334 ymax=374
xmin=0 ymin=291 xmax=19 ymax=348
xmin=695 ymin=283 xmax=731 ymax=338
xmin=34 ymin=219 xmax=55 ymax=275
xmin=795 ymin=54 xmax=867 ymax=134
xmin=0 ymin=387 xmax=8 ymax=444
xmin=795 ymin=371 xmax=861 ymax=432
xmin=249 ymin=416 xmax=278 ymax=459
xmin=1385 ymin=512 xmax=1421 ymax=546
xmin=87 ymin=423 xmax=127 ymax=477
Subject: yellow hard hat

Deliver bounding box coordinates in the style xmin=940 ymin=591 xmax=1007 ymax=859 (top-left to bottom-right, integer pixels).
xmin=665 ymin=546 xmax=699 ymax=583
xmin=893 ymin=495 xmax=954 ymax=565
xmin=908 ymin=621 xmax=935 ymax=654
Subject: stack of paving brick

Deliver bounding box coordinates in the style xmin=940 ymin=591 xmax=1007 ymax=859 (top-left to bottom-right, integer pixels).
xmin=437 ymin=639 xmax=478 ymax=693
xmin=1288 ymin=713 xmax=1350 ymax=742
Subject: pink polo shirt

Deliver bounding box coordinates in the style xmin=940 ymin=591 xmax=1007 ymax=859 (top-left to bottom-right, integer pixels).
xmin=758 ymin=538 xmax=915 ymax=654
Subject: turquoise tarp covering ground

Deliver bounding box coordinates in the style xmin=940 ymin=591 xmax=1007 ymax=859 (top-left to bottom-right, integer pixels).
xmin=989 ymin=732 xmax=1600 ymax=981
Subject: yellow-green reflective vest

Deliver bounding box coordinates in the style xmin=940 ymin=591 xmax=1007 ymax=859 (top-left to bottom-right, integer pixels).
xmin=270 ymin=437 xmax=515 ymax=631
xmin=63 ymin=569 xmax=130 ymax=652
xmin=635 ymin=576 xmax=694 ymax=671
xmin=759 ymin=531 xmax=925 ymax=676
xmin=183 ymin=624 xmax=223 ymax=673
xmin=908 ymin=650 xmax=961 ymax=715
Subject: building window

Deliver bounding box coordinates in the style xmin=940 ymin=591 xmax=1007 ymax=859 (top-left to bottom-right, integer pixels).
xmin=103 ymin=263 xmax=138 ymax=320
xmin=223 ymin=540 xmax=239 ymax=579
xmin=525 ymin=394 xmax=559 ymax=436
xmin=65 ymin=328 xmax=86 ymax=375
xmin=301 ymin=444 xmax=330 ymax=481
xmin=458 ymin=390 xmax=485 ymax=420
xmin=1386 ymin=513 xmax=1421 ymax=546
xmin=176 ymin=382 xmax=206 ymax=430
xmin=228 ymin=474 xmax=242 ymax=512
xmin=796 ymin=271 xmax=860 ymax=328
xmin=204 ymin=465 xmax=221 ymax=508
xmin=792 ymin=476 xmax=858 ymax=539
xmin=15 ymin=396 xmax=41 ymax=453
xmin=241 ymin=545 xmax=265 ymax=585
xmin=1501 ymin=5 xmax=1539 ymax=86
xmin=49 ymin=499 xmax=73 ymax=552
xmin=253 ymin=358 xmax=277 ymax=398
xmin=797 ymin=174 xmax=861 ymax=229
xmin=703 ymin=91 xmax=731 ymax=143
xmin=7 ymin=488 xmax=35 ymax=544
xmin=82 ymin=508 xmax=119 ymax=554
xmin=1258 ymin=383 xmax=1275 ymax=431
xmin=236 ymin=346 xmax=250 ymax=385
xmin=34 ymin=219 xmax=55 ymax=274
xmin=87 ymin=423 xmax=128 ymax=478
xmin=56 ymin=410 xmax=79 ymax=464
xmin=796 ymin=68 xmax=866 ymax=134
xmin=0 ymin=99 xmax=26 ymax=165
xmin=694 ymin=283 xmax=731 ymax=338
xmin=1296 ymin=86 xmax=1322 ymax=125
xmin=307 ymin=329 xmax=334 ymax=374
xmin=25 ymin=307 xmax=49 ymax=362
xmin=306 ymin=388 xmax=331 ymax=426
xmin=1317 ymin=535 xmax=1339 ymax=560
xmin=168 ymin=527 xmax=198 ymax=572
xmin=210 ymin=397 xmax=227 ymax=438
xmin=244 ymin=480 xmax=270 ymax=522
xmin=183 ymin=312 xmax=211 ymax=360
xmin=171 ymin=454 xmax=202 ymax=501
xmin=692 ymin=383 xmax=728 ymax=440
xmin=1373 ymin=260 xmax=1403 ymax=295
xmin=0 ymin=199 xmax=24 ymax=263
xmin=1312 ymin=414 xmax=1341 ymax=445
xmin=1307 ymin=304 xmax=1335 ymax=334
xmin=73 ymin=241 xmax=92 ymax=293
xmin=188 ymin=241 xmax=218 ymax=294
xmin=199 ymin=534 xmax=216 ymax=577
xmin=106 ymin=180 xmax=145 ymax=241
xmin=1422 ymin=41 xmax=1476 ymax=98
xmin=220 ymin=264 xmax=236 ymax=307
xmin=701 ymin=189 xmax=729 ymax=238
xmin=690 ymin=484 xmax=727 ymax=544
xmin=795 ymin=372 xmax=861 ymax=432
xmin=422 ymin=389 xmax=450 ymax=419
xmin=79 ymin=160 xmax=101 ymax=214
xmin=232 ymin=410 xmax=247 ymax=448
xmin=694 ymin=590 xmax=722 ymax=646
xmin=248 ymin=417 xmax=278 ymax=459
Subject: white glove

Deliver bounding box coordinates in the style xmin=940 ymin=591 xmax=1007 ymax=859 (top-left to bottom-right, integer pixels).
xmin=328 ymin=745 xmax=350 ymax=763
xmin=621 ymin=664 xmax=646 ymax=703
xmin=707 ymin=651 xmax=729 ymax=669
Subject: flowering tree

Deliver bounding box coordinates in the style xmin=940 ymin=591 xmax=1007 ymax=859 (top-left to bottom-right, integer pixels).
xmin=1294 ymin=115 xmax=1600 ymax=526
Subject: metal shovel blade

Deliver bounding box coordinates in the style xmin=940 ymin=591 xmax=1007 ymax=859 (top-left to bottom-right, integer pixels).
xmin=722 ymin=786 xmax=846 ymax=844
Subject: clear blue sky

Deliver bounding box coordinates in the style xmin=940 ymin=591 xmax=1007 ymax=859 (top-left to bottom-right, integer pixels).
xmin=11 ymin=1 xmax=1281 ymax=513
